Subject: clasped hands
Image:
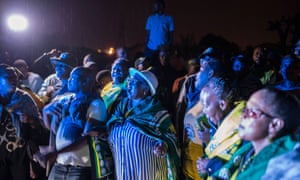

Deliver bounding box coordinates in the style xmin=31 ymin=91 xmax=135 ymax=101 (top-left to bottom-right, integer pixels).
xmin=33 ymin=147 xmax=57 ymax=168
xmin=153 ymin=141 xmax=167 ymax=157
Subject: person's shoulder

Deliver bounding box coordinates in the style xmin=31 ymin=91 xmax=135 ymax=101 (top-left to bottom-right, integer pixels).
xmin=28 ymin=71 xmax=40 ymax=76
xmin=148 ymin=14 xmax=156 ymax=18
xmin=183 ymin=74 xmax=196 ymax=86
xmin=263 ymin=146 xmax=300 ymax=179
xmin=163 ymin=13 xmax=173 ymax=17
xmin=14 ymin=88 xmax=33 ymax=98
xmin=146 ymin=14 xmax=155 ymax=21
xmin=87 ymin=98 xmax=107 ymax=122
xmin=90 ymin=98 xmax=106 ymax=108
xmin=28 ymin=72 xmax=43 ymax=79
xmin=9 ymin=89 xmax=40 ymax=116
xmin=187 ymin=73 xmax=197 ymax=80
xmin=162 ymin=13 xmax=173 ymax=19
xmin=44 ymin=73 xmax=58 ymax=81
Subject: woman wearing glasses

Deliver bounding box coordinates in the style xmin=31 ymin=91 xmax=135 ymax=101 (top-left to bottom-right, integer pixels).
xmin=213 ymin=87 xmax=300 ymax=180
xmin=107 ymin=68 xmax=179 ymax=180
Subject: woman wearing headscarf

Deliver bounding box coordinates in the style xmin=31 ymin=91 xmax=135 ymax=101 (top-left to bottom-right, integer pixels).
xmin=107 ymin=68 xmax=179 ymax=180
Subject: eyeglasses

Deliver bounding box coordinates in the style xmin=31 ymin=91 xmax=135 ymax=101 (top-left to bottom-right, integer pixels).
xmin=242 ymin=107 xmax=275 ymax=119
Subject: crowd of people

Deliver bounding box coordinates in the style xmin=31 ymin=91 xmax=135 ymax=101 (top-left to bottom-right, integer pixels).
xmin=1 ymin=0 xmax=300 ymax=180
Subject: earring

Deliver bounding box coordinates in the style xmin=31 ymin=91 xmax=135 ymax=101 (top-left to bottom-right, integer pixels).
xmin=267 ymin=133 xmax=273 ymax=142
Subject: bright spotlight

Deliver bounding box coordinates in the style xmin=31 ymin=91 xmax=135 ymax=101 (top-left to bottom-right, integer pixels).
xmin=7 ymin=14 xmax=28 ymax=32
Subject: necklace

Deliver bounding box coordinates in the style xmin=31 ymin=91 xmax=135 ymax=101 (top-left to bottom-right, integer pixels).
xmin=240 ymin=155 xmax=255 ymax=172
xmin=239 ymin=147 xmax=255 ymax=173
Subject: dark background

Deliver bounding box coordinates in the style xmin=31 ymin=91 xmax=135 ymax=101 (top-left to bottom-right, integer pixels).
xmin=0 ymin=0 xmax=299 ymax=63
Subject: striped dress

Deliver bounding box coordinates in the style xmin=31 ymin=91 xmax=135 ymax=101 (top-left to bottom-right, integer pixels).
xmin=107 ymin=96 xmax=179 ymax=180
xmin=108 ymin=121 xmax=167 ymax=180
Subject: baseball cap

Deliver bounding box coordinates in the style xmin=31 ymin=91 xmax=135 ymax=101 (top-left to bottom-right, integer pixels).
xmin=50 ymin=52 xmax=77 ymax=68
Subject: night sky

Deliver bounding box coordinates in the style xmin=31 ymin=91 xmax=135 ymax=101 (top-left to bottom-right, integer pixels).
xmin=0 ymin=0 xmax=299 ymax=55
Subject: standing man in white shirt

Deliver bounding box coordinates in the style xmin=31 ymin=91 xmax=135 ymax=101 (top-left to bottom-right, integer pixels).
xmin=145 ymin=0 xmax=174 ymax=66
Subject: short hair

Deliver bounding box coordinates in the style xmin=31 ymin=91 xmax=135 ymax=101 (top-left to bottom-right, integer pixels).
xmin=134 ymin=57 xmax=150 ymax=68
xmin=112 ymin=58 xmax=129 ymax=68
xmin=83 ymin=53 xmax=99 ymax=65
xmin=204 ymin=77 xmax=236 ymax=105
xmin=199 ymin=47 xmax=222 ymax=61
xmin=13 ymin=59 xmax=29 ymax=68
xmin=260 ymin=87 xmax=300 ymax=137
xmin=96 ymin=69 xmax=111 ymax=82
xmin=71 ymin=66 xmax=95 ymax=89
xmin=206 ymin=58 xmax=224 ymax=77
xmin=111 ymin=58 xmax=130 ymax=75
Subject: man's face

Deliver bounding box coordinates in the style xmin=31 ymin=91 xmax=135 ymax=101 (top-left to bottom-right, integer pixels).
xmin=195 ymin=62 xmax=211 ymax=91
xmin=153 ymin=2 xmax=164 ymax=13
xmin=54 ymin=62 xmax=72 ymax=80
xmin=14 ymin=64 xmax=28 ymax=79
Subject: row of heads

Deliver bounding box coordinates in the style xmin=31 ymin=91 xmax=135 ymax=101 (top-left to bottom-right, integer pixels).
xmin=1 ymin=55 xmax=160 ymax=97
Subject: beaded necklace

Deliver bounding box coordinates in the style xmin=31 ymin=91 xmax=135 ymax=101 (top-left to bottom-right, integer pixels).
xmin=240 ymin=155 xmax=254 ymax=172
xmin=239 ymin=147 xmax=255 ymax=172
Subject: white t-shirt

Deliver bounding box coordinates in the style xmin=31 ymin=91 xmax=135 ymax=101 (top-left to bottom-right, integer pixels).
xmin=55 ymin=95 xmax=107 ymax=167
xmin=23 ymin=72 xmax=43 ymax=93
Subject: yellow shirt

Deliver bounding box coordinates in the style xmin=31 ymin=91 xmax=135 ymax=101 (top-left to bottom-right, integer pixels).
xmin=183 ymin=101 xmax=205 ymax=180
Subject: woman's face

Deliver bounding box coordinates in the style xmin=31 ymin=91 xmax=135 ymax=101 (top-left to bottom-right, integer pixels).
xmin=238 ymin=91 xmax=273 ymax=141
xmin=111 ymin=62 xmax=128 ymax=84
xmin=127 ymin=74 xmax=148 ymax=100
xmin=68 ymin=70 xmax=82 ymax=92
xmin=54 ymin=62 xmax=71 ymax=80
xmin=200 ymin=87 xmax=224 ymax=125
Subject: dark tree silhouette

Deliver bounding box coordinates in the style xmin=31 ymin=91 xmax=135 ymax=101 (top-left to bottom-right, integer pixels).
xmin=290 ymin=13 xmax=300 ymax=44
xmin=197 ymin=33 xmax=240 ymax=63
xmin=174 ymin=33 xmax=199 ymax=61
xmin=267 ymin=13 xmax=300 ymax=48
xmin=268 ymin=16 xmax=292 ymax=48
